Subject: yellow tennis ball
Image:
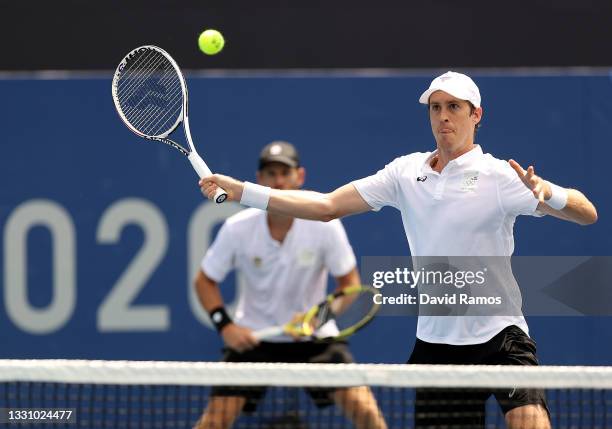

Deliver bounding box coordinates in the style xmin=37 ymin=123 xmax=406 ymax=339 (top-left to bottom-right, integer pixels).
xmin=198 ymin=29 xmax=225 ymax=55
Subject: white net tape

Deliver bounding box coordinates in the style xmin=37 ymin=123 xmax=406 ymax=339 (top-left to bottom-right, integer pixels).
xmin=1 ymin=360 xmax=612 ymax=389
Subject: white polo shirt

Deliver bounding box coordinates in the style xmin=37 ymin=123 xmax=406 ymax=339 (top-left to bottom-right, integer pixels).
xmin=352 ymin=145 xmax=539 ymax=345
xmin=201 ymin=208 xmax=357 ymax=341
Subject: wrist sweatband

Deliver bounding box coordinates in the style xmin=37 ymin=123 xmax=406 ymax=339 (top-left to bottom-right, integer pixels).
xmin=240 ymin=181 xmax=271 ymax=210
xmin=546 ymin=182 xmax=568 ymax=210
xmin=209 ymin=307 xmax=232 ymax=332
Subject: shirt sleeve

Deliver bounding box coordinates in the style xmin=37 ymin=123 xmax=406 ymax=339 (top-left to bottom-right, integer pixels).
xmin=323 ymin=219 xmax=358 ymax=277
xmin=351 ymin=159 xmax=401 ymax=211
xmin=200 ymin=221 xmax=235 ymax=283
xmin=496 ymin=160 xmax=541 ymax=217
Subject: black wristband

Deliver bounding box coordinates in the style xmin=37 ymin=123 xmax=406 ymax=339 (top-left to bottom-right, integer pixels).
xmin=209 ymin=307 xmax=232 ymax=332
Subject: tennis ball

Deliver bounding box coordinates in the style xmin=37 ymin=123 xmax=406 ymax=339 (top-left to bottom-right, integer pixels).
xmin=198 ymin=29 xmax=225 ymax=55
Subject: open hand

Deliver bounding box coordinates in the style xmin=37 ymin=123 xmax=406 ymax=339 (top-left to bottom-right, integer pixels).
xmin=508 ymin=159 xmax=552 ymax=202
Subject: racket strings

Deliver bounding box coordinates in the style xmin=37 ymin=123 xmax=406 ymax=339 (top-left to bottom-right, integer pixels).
xmin=123 ymin=62 xmax=182 ymax=135
xmin=333 ymin=292 xmax=377 ymax=332
xmin=118 ymin=55 xmax=174 ymax=120
xmin=118 ymin=50 xmax=165 ymax=101
xmin=128 ymin=67 xmax=182 ymax=135
xmin=119 ymin=51 xmax=179 ymax=111
xmin=115 ymin=48 xmax=184 ymax=137
xmin=314 ymin=302 xmax=335 ymax=329
xmin=118 ymin=70 xmax=180 ymax=135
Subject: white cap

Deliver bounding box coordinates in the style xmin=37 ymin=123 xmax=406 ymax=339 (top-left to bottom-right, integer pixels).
xmin=419 ymin=71 xmax=481 ymax=108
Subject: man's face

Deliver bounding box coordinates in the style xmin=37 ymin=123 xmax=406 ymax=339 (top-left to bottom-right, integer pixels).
xmin=256 ymin=162 xmax=305 ymax=190
xmin=428 ymin=90 xmax=482 ymax=152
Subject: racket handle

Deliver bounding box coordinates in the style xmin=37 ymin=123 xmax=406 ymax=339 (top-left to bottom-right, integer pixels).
xmin=188 ymin=152 xmax=228 ymax=204
xmin=252 ymin=326 xmax=285 ymax=340
xmin=212 ymin=187 xmax=228 ymax=204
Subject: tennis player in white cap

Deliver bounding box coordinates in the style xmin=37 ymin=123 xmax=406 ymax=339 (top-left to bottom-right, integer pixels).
xmin=199 ymin=71 xmax=597 ymax=428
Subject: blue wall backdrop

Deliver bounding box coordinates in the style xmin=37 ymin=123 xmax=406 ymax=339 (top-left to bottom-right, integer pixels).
xmin=1 ymin=71 xmax=611 ymax=365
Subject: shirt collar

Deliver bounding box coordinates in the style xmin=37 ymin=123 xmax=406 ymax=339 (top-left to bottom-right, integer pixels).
xmin=453 ymin=144 xmax=483 ymax=166
xmin=423 ymin=144 xmax=484 ymax=171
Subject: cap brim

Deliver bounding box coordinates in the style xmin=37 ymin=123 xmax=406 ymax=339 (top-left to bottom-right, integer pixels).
xmin=419 ymin=88 xmax=436 ymax=105
xmin=418 ymin=87 xmax=480 ymax=108
xmin=259 ymin=156 xmax=299 ymax=169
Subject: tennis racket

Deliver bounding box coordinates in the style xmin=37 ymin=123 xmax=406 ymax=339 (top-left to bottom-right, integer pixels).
xmin=253 ymin=285 xmax=380 ymax=341
xmin=111 ymin=45 xmax=227 ymax=204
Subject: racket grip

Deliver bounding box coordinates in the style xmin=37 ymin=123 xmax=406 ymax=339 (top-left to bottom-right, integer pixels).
xmin=188 ymin=152 xmax=228 ymax=204
xmin=252 ymin=326 xmax=285 ymax=340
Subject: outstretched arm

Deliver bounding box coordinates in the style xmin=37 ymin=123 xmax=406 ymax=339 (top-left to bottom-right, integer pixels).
xmin=199 ymin=175 xmax=372 ymax=221
xmin=509 ymin=159 xmax=598 ymax=225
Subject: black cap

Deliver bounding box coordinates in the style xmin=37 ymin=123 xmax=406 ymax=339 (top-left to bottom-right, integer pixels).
xmin=258 ymin=141 xmax=300 ymax=170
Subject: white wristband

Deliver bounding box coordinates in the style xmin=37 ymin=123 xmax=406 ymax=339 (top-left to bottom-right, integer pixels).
xmin=546 ymin=182 xmax=568 ymax=210
xmin=240 ymin=182 xmax=271 ymax=210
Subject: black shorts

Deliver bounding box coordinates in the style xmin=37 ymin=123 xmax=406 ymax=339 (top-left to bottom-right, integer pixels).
xmin=211 ymin=341 xmax=354 ymax=412
xmin=408 ymin=325 xmax=550 ymax=428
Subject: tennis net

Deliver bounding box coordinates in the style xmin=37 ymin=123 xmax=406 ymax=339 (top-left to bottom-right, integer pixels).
xmin=1 ymin=360 xmax=611 ymax=428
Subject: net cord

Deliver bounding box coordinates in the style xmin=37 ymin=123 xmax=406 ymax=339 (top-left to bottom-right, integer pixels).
xmin=1 ymin=360 xmax=612 ymax=389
